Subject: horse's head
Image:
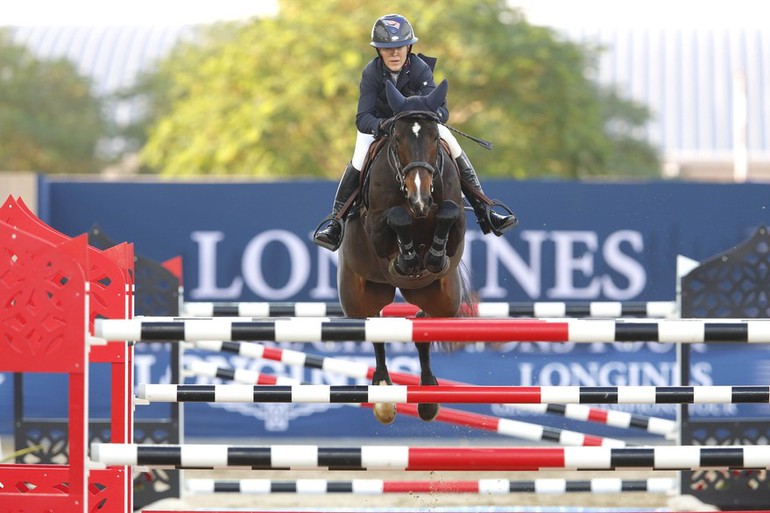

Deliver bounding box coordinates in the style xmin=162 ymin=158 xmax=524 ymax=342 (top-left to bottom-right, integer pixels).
xmin=383 ymin=80 xmax=448 ymax=218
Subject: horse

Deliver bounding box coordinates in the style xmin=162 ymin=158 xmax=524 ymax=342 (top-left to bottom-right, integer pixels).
xmin=337 ymin=79 xmax=474 ymax=424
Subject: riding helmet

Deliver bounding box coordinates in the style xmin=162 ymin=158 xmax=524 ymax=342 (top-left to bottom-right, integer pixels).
xmin=370 ymin=14 xmax=419 ymax=48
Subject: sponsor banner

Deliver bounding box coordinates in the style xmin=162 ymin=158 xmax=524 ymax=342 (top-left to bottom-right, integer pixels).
xmin=2 ymin=179 xmax=768 ymax=438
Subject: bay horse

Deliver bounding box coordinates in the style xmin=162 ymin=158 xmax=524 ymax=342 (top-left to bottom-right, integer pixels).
xmin=338 ymin=79 xmax=474 ymax=424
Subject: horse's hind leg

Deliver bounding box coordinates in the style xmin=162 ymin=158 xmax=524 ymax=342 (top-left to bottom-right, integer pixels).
xmin=338 ymin=261 xmax=398 ymax=424
xmin=371 ymin=342 xmax=396 ymax=424
xmin=403 ymin=282 xmax=465 ymax=422
xmin=415 ymin=335 xmax=440 ymax=421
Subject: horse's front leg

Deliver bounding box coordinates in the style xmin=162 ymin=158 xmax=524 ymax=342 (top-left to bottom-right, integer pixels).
xmin=371 ymin=341 xmax=396 ymax=424
xmin=385 ymin=206 xmax=420 ymax=276
xmin=424 ymin=200 xmax=460 ymax=274
xmin=415 ymin=337 xmax=440 ymax=421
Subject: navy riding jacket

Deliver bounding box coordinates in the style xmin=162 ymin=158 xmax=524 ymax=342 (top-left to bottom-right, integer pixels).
xmin=355 ymin=53 xmax=449 ymax=137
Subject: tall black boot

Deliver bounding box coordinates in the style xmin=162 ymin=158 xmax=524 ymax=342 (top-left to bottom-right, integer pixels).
xmin=456 ymin=152 xmax=518 ymax=236
xmin=313 ymin=163 xmax=360 ymax=251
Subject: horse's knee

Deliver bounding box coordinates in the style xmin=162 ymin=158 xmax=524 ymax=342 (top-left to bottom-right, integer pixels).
xmin=385 ymin=206 xmax=411 ymax=230
xmin=436 ymin=201 xmax=460 ymax=222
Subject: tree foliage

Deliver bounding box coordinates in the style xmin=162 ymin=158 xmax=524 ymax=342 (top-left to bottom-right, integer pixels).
xmin=134 ymin=0 xmax=660 ymax=178
xmin=0 ymin=29 xmax=106 ymax=174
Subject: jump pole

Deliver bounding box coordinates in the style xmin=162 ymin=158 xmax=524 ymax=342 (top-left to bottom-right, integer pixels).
xmin=187 ymin=342 xmax=678 ymax=436
xmin=183 ymin=361 xmax=628 ymax=447
xmin=95 ymin=317 xmax=770 ymax=343
xmin=91 ymin=443 xmax=770 ymax=471
xmin=137 ymin=383 xmax=770 ymax=405
xmin=185 ymin=477 xmax=677 ymax=495
xmin=181 ymin=300 xmax=679 ymax=319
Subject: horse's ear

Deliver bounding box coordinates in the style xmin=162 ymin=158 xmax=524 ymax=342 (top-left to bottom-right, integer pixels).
xmin=425 ymin=79 xmax=448 ymax=112
xmin=385 ymin=80 xmax=406 ymax=112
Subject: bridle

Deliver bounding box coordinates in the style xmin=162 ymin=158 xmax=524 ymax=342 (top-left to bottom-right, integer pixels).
xmin=383 ymin=111 xmax=444 ymax=196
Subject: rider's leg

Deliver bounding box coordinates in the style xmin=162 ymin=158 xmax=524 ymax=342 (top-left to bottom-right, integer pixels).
xmin=313 ymin=132 xmax=374 ymax=251
xmin=438 ymin=125 xmax=518 ymax=236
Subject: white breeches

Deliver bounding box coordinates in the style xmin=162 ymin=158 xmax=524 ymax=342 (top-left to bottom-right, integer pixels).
xmin=351 ymin=125 xmax=462 ymax=171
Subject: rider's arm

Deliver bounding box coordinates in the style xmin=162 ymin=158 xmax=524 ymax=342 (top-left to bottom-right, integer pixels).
xmin=355 ymin=61 xmax=386 ymax=136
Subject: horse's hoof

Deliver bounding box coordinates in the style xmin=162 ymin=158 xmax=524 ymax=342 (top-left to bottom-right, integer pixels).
xmin=418 ymin=402 xmax=440 ymax=421
xmin=388 ymin=258 xmax=421 ymax=278
xmin=374 ymin=402 xmax=397 ymax=424
xmin=424 ymin=254 xmax=449 ymax=275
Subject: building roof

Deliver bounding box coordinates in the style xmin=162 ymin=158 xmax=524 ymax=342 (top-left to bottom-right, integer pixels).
xmin=562 ymin=25 xmax=769 ymax=165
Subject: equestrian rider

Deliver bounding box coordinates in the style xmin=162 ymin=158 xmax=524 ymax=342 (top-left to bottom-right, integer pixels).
xmin=313 ymin=13 xmax=517 ymax=251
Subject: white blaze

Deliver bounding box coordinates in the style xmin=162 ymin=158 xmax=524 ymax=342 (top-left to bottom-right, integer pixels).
xmin=412 ymin=122 xmax=421 ymax=138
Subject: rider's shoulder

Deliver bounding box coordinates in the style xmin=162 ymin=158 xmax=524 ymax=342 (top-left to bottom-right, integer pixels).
xmin=410 ymin=53 xmax=437 ymax=73
xmin=362 ymin=57 xmax=385 ymax=76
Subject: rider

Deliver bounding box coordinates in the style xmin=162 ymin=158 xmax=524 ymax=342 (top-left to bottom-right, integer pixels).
xmin=313 ymin=13 xmax=517 ymax=251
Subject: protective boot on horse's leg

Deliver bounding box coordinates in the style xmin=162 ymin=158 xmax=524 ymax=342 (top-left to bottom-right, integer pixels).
xmin=313 ymin=162 xmax=359 ymax=251
xmin=371 ymin=341 xmax=396 ymax=424
xmin=455 ymin=152 xmax=518 ymax=236
xmin=424 ymin=200 xmax=460 ymax=274
xmin=415 ymin=311 xmax=440 ymax=421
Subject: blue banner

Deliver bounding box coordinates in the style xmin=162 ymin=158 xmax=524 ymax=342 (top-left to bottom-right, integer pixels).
xmin=2 ymin=178 xmax=769 ymax=440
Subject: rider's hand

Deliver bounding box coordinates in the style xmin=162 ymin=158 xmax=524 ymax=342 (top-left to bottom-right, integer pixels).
xmin=377 ymin=118 xmax=388 ymax=135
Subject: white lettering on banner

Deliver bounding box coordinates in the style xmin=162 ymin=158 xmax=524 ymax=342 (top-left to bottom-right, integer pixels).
xmin=190 ymin=231 xmax=242 ymax=299
xmin=242 ymin=230 xmax=309 ymax=300
xmin=601 ymin=230 xmax=646 ymax=299
xmin=189 ymin=228 xmax=647 ymax=300
xmin=518 ymin=361 xmax=687 ymax=386
xmin=134 ymin=355 xmax=157 ymax=390
xmin=587 ymin=342 xmax=676 ymax=354
xmin=310 ymin=245 xmax=338 ymax=298
xmin=477 ymin=229 xmax=646 ymax=300
xmin=549 ymin=231 xmax=601 ymax=298
xmin=690 ymin=361 xmax=713 ymax=385
xmin=479 ymin=231 xmax=545 ymax=297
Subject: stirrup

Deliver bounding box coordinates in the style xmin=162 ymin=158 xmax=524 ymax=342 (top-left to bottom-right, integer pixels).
xmin=312 ymin=214 xmax=345 ymax=251
xmin=480 ymin=200 xmax=518 ymax=236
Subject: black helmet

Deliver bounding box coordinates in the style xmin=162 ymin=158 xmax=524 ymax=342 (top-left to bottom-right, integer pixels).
xmin=370 ymin=14 xmax=418 ymax=48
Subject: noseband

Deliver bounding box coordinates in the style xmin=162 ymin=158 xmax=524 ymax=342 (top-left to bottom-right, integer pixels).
xmin=384 ymin=111 xmax=443 ymax=196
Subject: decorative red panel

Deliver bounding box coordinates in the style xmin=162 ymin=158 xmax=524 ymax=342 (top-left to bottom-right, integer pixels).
xmin=0 ymin=221 xmax=87 ymax=373
xmin=1 ymin=196 xmax=128 ymax=332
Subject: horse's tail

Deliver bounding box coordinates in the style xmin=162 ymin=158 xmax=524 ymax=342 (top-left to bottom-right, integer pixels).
xmin=457 ymin=260 xmax=478 ymax=318
xmin=435 ymin=260 xmax=477 ymax=353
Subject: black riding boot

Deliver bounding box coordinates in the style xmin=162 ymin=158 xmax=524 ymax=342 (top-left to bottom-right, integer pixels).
xmin=456 ymin=152 xmax=518 ymax=236
xmin=313 ymin=163 xmax=360 ymax=251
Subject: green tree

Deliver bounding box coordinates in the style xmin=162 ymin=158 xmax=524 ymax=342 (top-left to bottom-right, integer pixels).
xmin=134 ymin=0 xmax=659 ymax=178
xmin=0 ymin=29 xmax=106 ymax=174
